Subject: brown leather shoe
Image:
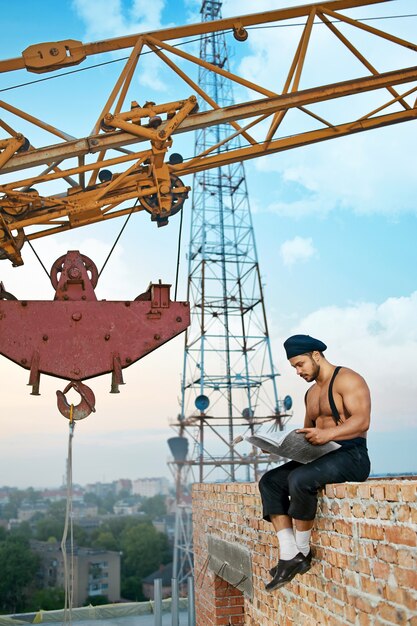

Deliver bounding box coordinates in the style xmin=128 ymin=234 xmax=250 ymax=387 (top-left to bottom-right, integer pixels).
xmin=269 ymin=549 xmax=313 ymax=577
xmin=265 ymin=552 xmax=311 ymax=591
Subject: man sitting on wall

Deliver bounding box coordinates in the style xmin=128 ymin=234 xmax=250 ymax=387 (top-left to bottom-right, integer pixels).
xmin=259 ymin=334 xmax=371 ymax=591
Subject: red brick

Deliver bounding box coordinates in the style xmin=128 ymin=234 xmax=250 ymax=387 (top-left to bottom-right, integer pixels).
xmin=334 ymin=484 xmax=347 ymax=498
xmin=371 ymin=485 xmax=386 ymax=501
xmin=352 ymin=503 xmax=364 ymax=517
xmin=353 ymin=594 xmax=375 ymax=613
xmin=384 ymin=483 xmax=401 ymax=501
xmin=397 ymin=548 xmax=416 ymax=568
xmin=377 ymin=504 xmax=391 ymax=520
xmin=359 ymin=613 xmax=372 ymax=626
xmin=331 ymin=501 xmax=340 ymax=514
xmin=333 ymin=519 xmax=352 ymax=536
xmin=385 ymin=526 xmax=416 ymax=547
xmin=393 ymin=565 xmax=417 ymax=590
xmin=373 ymin=560 xmax=390 ymax=579
xmin=359 ymin=523 xmax=385 ymax=540
xmin=357 ymin=482 xmax=372 ymax=498
xmin=365 ymin=504 xmax=379 ymax=518
xmin=400 ymin=483 xmax=416 ymax=502
xmin=376 ymin=543 xmax=398 ymax=563
xmin=361 ymin=576 xmax=384 ymax=596
xmin=397 ymin=505 xmax=412 ymax=523
xmin=378 ymin=602 xmax=408 ymax=624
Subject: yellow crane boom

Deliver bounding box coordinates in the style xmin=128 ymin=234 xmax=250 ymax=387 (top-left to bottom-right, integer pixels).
xmin=0 ymin=0 xmax=416 ymax=266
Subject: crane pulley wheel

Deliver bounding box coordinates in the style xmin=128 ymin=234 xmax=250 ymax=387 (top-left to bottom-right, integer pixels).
xmin=50 ymin=253 xmax=99 ymax=290
xmin=141 ymin=174 xmax=188 ymax=220
xmin=0 ymin=214 xmax=25 ymax=260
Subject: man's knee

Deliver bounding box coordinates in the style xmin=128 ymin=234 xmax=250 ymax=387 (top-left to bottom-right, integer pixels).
xmin=288 ymin=468 xmax=316 ymax=495
xmin=259 ymin=470 xmax=274 ymax=494
xmin=259 ymin=468 xmax=286 ymax=495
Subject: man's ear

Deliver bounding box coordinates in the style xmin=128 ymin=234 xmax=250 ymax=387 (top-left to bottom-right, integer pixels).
xmin=312 ymin=350 xmax=321 ymax=364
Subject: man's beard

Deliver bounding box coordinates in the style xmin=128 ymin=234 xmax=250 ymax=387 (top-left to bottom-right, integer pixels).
xmin=307 ymin=360 xmax=320 ymax=382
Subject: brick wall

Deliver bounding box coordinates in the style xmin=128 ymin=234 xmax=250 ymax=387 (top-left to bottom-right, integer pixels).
xmin=192 ymin=479 xmax=417 ymax=626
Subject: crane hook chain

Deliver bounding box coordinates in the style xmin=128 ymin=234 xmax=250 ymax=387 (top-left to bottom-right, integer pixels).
xmin=56 ymin=380 xmax=96 ymax=420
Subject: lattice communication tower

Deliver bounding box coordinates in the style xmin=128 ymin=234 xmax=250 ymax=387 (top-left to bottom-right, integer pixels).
xmin=168 ymin=0 xmax=292 ymax=583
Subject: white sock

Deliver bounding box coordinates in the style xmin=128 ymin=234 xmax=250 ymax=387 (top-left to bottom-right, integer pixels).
xmin=277 ymin=528 xmax=298 ymax=561
xmin=295 ymin=529 xmax=312 ymax=557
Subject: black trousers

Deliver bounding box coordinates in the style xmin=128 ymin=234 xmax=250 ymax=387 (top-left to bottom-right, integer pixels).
xmin=259 ymin=438 xmax=370 ymax=522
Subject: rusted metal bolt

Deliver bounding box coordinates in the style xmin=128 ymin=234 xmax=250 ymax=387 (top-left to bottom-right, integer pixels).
xmin=72 ymin=312 xmax=82 ymax=321
xmin=21 ymin=358 xmax=27 ymax=365
xmin=160 ymin=183 xmax=170 ymax=195
xmin=50 ymin=47 xmax=60 ymax=56
xmin=42 ymin=335 xmax=48 ymax=341
xmin=21 ymin=301 xmax=27 ymax=307
xmin=68 ymin=266 xmax=81 ymax=279
xmin=63 ymin=295 xmax=69 ymax=300
xmin=125 ymin=357 xmax=132 ymax=364
xmin=73 ymin=368 xmax=80 ymax=375
xmin=154 ymin=334 xmax=160 ymax=340
xmin=125 ymin=302 xmax=131 ymax=307
xmin=81 ymin=295 xmax=86 ymax=300
xmin=90 ymin=139 xmax=99 ymax=146
xmin=176 ymin=317 xmax=182 ymax=322
xmin=104 ymin=334 xmax=110 ymax=341
xmin=158 ymin=130 xmax=166 ymax=139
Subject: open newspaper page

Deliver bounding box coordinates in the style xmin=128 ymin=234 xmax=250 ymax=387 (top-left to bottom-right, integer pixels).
xmin=246 ymin=429 xmax=341 ymax=464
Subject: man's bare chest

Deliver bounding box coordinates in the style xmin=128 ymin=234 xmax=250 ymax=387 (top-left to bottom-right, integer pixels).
xmin=307 ymin=385 xmax=344 ymax=421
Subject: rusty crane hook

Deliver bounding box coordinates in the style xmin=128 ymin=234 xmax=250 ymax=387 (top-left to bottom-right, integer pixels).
xmin=56 ymin=380 xmax=96 ymax=420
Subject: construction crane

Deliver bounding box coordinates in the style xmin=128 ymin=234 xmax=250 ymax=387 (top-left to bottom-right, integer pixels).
xmin=0 ymin=0 xmax=416 ymax=411
xmin=0 ymin=0 xmax=416 ymax=267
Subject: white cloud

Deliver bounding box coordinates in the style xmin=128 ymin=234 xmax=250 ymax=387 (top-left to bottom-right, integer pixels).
xmin=277 ymin=291 xmax=417 ymax=432
xmin=72 ymin=0 xmax=168 ymax=91
xmin=280 ymin=236 xmax=317 ymax=266
xmin=72 ymin=0 xmax=166 ymax=40
xmin=220 ymin=0 xmax=417 ymax=217
xmin=256 ymin=125 xmax=417 ymax=217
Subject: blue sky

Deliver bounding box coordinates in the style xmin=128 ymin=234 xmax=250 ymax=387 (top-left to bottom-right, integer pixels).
xmin=1 ymin=0 xmax=416 ymax=487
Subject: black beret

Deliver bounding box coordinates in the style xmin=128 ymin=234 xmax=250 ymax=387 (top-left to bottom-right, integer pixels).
xmin=283 ymin=334 xmax=327 ymax=359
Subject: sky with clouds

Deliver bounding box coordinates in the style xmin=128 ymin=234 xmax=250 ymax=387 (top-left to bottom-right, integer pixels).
xmin=1 ymin=0 xmax=417 ymax=487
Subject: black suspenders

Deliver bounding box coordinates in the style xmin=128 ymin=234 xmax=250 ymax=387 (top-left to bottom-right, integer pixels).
xmin=328 ymin=366 xmax=342 ymax=425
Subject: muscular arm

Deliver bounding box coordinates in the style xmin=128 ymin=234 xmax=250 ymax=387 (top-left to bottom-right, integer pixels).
xmin=299 ymin=371 xmax=371 ymax=445
xmin=329 ymin=371 xmax=371 ymax=440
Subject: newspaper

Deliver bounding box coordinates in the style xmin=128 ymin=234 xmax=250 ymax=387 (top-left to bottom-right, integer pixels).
xmin=246 ymin=429 xmax=341 ymax=464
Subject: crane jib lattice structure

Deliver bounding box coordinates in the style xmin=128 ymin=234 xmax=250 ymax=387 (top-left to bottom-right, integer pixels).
xmin=0 ymin=1 xmax=416 ymax=268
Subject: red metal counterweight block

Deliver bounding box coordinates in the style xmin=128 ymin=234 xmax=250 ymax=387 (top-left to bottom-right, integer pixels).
xmin=0 ymin=251 xmax=190 ymax=418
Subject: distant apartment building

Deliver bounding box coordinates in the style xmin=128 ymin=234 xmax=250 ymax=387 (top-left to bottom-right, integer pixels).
xmin=113 ymin=499 xmax=141 ymax=515
xmin=31 ymin=540 xmax=120 ymax=607
xmin=132 ymin=477 xmax=170 ymax=497
xmin=114 ymin=478 xmax=132 ymax=494
xmin=84 ymin=482 xmax=116 ymax=498
xmin=17 ymin=501 xmax=98 ymax=523
xmin=71 ymin=503 xmax=99 ymax=519
xmin=17 ymin=501 xmax=49 ymax=522
xmin=41 ymin=488 xmax=84 ymax=503
xmin=0 ymin=490 xmax=10 ymax=505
